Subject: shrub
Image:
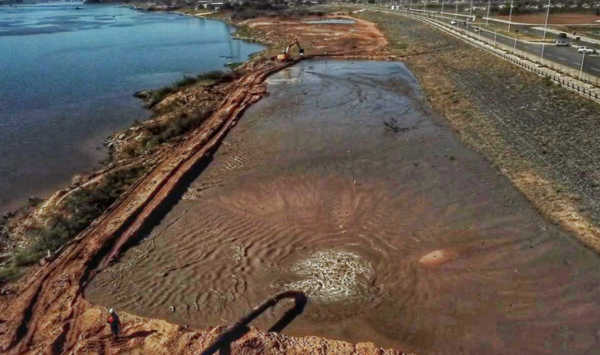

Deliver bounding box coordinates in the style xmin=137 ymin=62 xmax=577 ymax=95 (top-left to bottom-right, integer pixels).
xmin=147 ymin=71 xmax=235 ymax=108
xmin=0 ymin=266 xmax=24 ymax=284
xmin=173 ymin=75 xmax=198 ymax=89
xmin=10 ymin=166 xmax=147 ymax=271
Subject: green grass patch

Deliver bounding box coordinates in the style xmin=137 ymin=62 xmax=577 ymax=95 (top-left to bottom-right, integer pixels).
xmin=0 ymin=265 xmax=26 ymax=284
xmin=353 ymin=11 xmax=409 ymax=54
xmin=9 ymin=166 xmax=147 ymax=272
xmin=146 ymin=71 xmax=236 ymax=108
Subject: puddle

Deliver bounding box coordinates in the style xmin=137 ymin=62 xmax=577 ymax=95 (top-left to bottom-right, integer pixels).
xmin=87 ymin=61 xmax=600 ymax=354
xmin=303 ymin=19 xmax=356 ymax=24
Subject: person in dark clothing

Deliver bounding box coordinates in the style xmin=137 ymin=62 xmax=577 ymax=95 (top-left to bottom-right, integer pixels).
xmin=107 ymin=308 xmax=121 ymax=339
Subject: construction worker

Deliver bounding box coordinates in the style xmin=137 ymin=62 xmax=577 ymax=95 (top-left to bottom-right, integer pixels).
xmin=107 ymin=308 xmax=121 ymax=339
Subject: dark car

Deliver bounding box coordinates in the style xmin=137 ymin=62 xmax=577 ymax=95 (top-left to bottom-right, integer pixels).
xmin=557 ymin=32 xmax=567 ymax=38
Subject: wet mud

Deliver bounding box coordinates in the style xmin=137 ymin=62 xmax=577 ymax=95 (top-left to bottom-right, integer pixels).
xmin=87 ymin=61 xmax=600 ymax=354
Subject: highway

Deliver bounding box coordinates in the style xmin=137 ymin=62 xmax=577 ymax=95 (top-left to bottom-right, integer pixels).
xmin=445 ymin=20 xmax=600 ymax=78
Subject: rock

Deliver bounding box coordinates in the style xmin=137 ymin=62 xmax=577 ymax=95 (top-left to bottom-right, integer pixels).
xmin=133 ymin=90 xmax=152 ymax=99
xmin=419 ymin=249 xmax=457 ymax=266
xmin=117 ymin=133 xmax=126 ymax=140
xmin=72 ymin=174 xmax=83 ymax=186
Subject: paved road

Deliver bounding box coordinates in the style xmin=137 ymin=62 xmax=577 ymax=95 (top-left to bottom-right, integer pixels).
xmin=446 ymin=20 xmax=600 ymax=77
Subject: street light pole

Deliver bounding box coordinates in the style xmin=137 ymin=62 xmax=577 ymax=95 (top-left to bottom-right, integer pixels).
xmin=508 ymin=0 xmax=514 ymax=32
xmin=494 ymin=29 xmax=497 ymax=45
xmin=540 ymin=0 xmax=552 ymax=65
xmin=469 ymin=0 xmax=473 ymax=19
xmin=486 ymin=0 xmax=491 ymax=25
xmin=513 ymin=31 xmax=518 ymax=54
xmin=455 ymin=0 xmax=458 ymax=18
xmin=579 ymin=52 xmax=586 ymax=81
xmin=442 ymin=0 xmax=444 ymax=16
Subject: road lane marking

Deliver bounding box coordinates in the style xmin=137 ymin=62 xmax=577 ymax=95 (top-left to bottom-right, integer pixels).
xmin=546 ymin=53 xmax=553 ymax=57
xmin=592 ymin=67 xmax=600 ymax=72
xmin=574 ymin=62 xmax=581 ymax=65
xmin=559 ymin=57 xmax=567 ymax=61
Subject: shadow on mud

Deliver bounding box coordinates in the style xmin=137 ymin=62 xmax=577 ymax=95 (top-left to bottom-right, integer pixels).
xmin=200 ymin=291 xmax=307 ymax=355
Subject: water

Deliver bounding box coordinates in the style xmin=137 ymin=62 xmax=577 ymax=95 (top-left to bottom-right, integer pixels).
xmin=0 ymin=3 xmax=264 ymax=213
xmin=87 ymin=61 xmax=600 ymax=354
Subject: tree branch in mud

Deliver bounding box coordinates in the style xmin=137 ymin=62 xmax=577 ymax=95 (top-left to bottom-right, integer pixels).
xmin=384 ymin=107 xmax=411 ymax=133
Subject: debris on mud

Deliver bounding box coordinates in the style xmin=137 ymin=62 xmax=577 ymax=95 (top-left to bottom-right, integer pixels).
xmin=277 ymin=250 xmax=374 ymax=302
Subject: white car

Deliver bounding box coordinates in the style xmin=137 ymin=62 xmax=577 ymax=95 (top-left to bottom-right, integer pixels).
xmin=450 ymin=19 xmax=457 ymax=25
xmin=554 ymin=40 xmax=569 ymax=47
xmin=578 ymin=46 xmax=597 ymax=54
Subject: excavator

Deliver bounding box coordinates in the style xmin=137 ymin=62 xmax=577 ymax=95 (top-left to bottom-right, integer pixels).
xmin=277 ymin=38 xmax=304 ymax=62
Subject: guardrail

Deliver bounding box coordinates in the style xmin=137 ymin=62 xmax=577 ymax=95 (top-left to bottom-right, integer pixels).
xmin=500 ymin=53 xmax=600 ymax=100
xmin=416 ymin=14 xmax=600 ymax=102
xmin=368 ymin=6 xmax=600 ymax=103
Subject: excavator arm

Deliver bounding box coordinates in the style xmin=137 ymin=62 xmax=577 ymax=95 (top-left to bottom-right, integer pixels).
xmin=277 ymin=38 xmax=304 ymax=62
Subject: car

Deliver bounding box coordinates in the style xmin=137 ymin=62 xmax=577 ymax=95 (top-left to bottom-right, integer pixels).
xmin=461 ymin=21 xmax=467 ymax=25
xmin=554 ymin=40 xmax=569 ymax=47
xmin=557 ymin=32 xmax=568 ymax=38
xmin=474 ymin=27 xmax=480 ymax=32
xmin=450 ymin=19 xmax=457 ymax=25
xmin=578 ymin=46 xmax=597 ymax=54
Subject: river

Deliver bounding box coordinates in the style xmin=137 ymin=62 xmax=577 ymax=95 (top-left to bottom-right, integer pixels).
xmin=87 ymin=60 xmax=600 ymax=354
xmin=0 ymin=2 xmax=264 ymax=213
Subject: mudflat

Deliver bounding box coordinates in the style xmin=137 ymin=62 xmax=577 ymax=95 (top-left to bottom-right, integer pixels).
xmin=87 ymin=61 xmax=600 ymax=354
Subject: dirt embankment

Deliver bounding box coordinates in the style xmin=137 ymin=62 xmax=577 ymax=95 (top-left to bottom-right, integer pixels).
xmin=356 ymin=11 xmax=600 ymax=253
xmin=233 ymin=14 xmax=388 ymax=59
xmin=0 ymin=15 xmax=406 ymax=355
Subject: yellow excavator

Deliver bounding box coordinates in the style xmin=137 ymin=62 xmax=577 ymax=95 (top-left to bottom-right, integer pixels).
xmin=277 ymin=38 xmax=304 ymax=62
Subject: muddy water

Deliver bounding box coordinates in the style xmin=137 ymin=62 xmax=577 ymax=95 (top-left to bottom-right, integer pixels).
xmin=86 ymin=61 xmax=600 ymax=355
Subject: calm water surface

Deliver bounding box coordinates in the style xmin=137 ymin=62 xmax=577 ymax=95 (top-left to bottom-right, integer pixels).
xmin=0 ymin=3 xmax=264 ymax=213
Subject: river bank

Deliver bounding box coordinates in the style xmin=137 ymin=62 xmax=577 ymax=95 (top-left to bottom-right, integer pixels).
xmin=0 ymin=3 xmax=264 ymax=214
xmin=87 ymin=58 xmax=600 ymax=355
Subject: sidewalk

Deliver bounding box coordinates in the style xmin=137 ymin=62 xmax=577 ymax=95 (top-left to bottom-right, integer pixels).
xmin=482 ymin=17 xmax=535 ymax=26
